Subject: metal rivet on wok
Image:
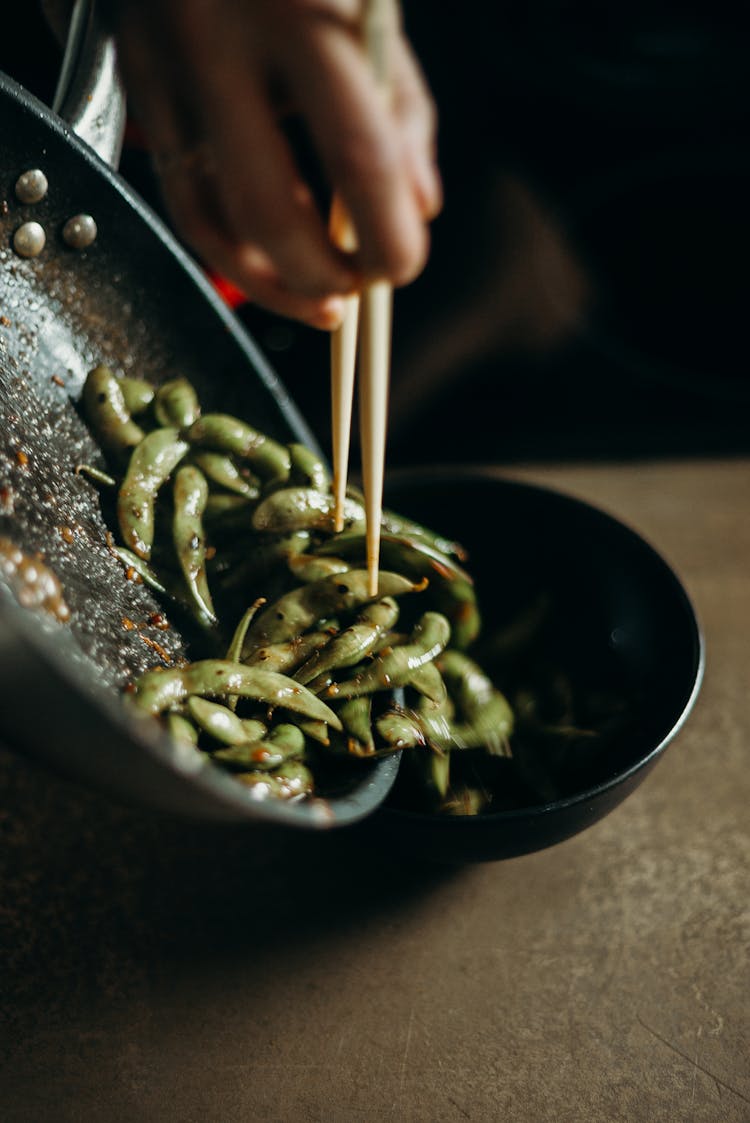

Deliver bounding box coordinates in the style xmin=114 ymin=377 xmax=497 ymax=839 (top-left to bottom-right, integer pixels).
xmin=13 ymin=221 xmax=46 ymax=258
xmin=14 ymin=169 xmax=48 ymax=205
xmin=62 ymin=214 xmax=98 ymax=250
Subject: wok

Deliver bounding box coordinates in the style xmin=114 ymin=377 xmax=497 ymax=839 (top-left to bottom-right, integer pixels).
xmin=0 ymin=7 xmax=399 ymax=827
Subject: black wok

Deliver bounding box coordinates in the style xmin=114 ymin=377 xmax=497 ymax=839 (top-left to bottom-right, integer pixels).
xmin=0 ymin=18 xmax=399 ymax=827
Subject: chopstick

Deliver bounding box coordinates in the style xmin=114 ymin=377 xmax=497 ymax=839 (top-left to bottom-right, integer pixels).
xmin=329 ymin=199 xmax=359 ymax=536
xmin=330 ymin=0 xmax=397 ymax=597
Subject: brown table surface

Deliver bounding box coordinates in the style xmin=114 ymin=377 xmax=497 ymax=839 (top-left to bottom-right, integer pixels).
xmin=1 ymin=457 xmax=748 ymax=1123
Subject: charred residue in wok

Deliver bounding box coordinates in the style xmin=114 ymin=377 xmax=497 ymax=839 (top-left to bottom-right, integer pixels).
xmin=0 ymin=349 xmax=188 ymax=689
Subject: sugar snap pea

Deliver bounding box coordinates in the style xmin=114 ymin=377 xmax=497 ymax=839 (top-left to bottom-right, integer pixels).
xmin=187 ymin=697 xmax=266 ymax=746
xmin=212 ymin=724 xmax=306 ymax=771
xmin=315 ymin=532 xmax=480 ymax=650
xmin=82 ymin=364 xmax=145 ymax=456
xmin=119 ymin=376 xmax=155 ymax=416
xmin=244 ymin=630 xmax=335 ymax=675
xmin=117 ymin=427 xmax=189 ymax=559
xmin=241 ymin=570 xmax=423 ymax=656
xmin=437 ymin=650 xmax=514 ymax=756
xmin=286 ymin=553 xmax=351 ymax=584
xmin=333 ymin=612 xmax=451 ymax=700
xmin=132 ymin=660 xmax=343 ymax=729
xmin=336 ymin=695 xmax=375 ymax=755
xmin=294 ymin=597 xmax=400 ymax=684
xmin=172 ymin=464 xmax=216 ymax=626
xmin=166 ymin=711 xmax=200 ymax=746
xmin=252 ymin=487 xmax=364 ymax=534
xmin=189 ymin=451 xmax=260 ymax=498
xmin=376 ymin=708 xmax=429 ymax=751
xmin=186 ymin=414 xmax=290 ymax=481
xmin=153 ymin=377 xmax=201 ymax=428
xmin=288 ymin=443 xmax=330 ymax=491
xmin=234 ymin=761 xmax=314 ymax=800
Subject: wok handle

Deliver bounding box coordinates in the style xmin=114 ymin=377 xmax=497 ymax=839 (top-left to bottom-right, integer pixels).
xmin=52 ymin=0 xmax=126 ymax=169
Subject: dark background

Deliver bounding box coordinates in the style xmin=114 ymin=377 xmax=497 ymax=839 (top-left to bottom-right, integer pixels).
xmin=3 ymin=1 xmax=750 ymax=466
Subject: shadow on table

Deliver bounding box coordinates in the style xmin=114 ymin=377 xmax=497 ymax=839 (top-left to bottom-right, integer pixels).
xmin=0 ymin=747 xmax=460 ymax=1006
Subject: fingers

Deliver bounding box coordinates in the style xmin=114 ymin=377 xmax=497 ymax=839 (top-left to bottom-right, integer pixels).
xmin=180 ymin=8 xmax=359 ymax=299
xmin=287 ymin=12 xmax=439 ymax=285
xmin=114 ymin=4 xmax=355 ymax=325
xmin=111 ymin=0 xmax=441 ymax=326
xmin=154 ymin=163 xmax=348 ymax=329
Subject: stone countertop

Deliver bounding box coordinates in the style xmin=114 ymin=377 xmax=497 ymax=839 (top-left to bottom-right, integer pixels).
xmin=1 ymin=457 xmax=748 ymax=1122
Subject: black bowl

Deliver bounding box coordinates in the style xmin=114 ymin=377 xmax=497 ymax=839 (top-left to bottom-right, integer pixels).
xmin=368 ymin=467 xmax=704 ymax=863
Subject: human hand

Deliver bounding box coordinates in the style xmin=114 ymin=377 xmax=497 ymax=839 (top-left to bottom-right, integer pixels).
xmin=105 ymin=0 xmax=441 ymax=328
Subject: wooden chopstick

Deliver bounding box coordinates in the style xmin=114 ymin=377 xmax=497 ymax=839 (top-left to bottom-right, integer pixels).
xmin=329 ymin=199 xmax=360 ymax=535
xmin=329 ymin=0 xmax=397 ymax=595
xmin=358 ymin=279 xmax=392 ymax=595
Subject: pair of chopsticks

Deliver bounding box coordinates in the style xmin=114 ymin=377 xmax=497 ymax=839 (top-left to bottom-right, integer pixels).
xmin=330 ymin=0 xmax=397 ymax=598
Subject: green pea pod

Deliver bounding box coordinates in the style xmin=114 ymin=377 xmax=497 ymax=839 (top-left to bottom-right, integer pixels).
xmin=297 ymin=719 xmax=330 ymax=746
xmin=212 ymin=723 xmax=306 ymax=771
xmin=336 ymin=696 xmax=375 ymax=754
xmin=287 ymin=553 xmax=351 ymax=584
xmin=187 ymin=697 xmax=266 ymax=745
xmin=407 ymin=661 xmax=449 ymax=706
xmin=241 ymin=570 xmax=424 ymax=656
xmin=131 ymin=660 xmax=343 ymax=729
xmin=186 ymin=414 xmax=291 ymax=481
xmin=172 ymin=464 xmax=216 ymax=625
xmin=288 ymin=443 xmax=330 ymax=491
xmin=153 ymin=377 xmax=201 ymax=428
xmin=316 ymin=532 xmax=480 ymax=651
xmin=245 ymin=630 xmax=335 ymax=675
xmin=82 ymin=364 xmax=145 ymax=456
xmin=294 ymin=597 xmax=400 ymax=684
xmin=119 ymin=376 xmax=155 ymax=416
xmin=333 ymin=612 xmax=451 ymax=700
xmin=233 ymin=761 xmax=314 ymax=800
xmin=376 ymin=708 xmax=429 ymax=751
xmin=166 ymin=711 xmax=200 ymax=746
xmin=252 ymin=487 xmax=364 ymax=534
xmin=117 ymin=427 xmax=189 ymax=559
xmin=415 ymin=695 xmax=455 ymax=752
xmin=380 ymin=506 xmax=468 ymax=562
xmin=190 ymin=450 xmax=260 ymax=498
xmin=436 ymin=650 xmax=514 ymax=756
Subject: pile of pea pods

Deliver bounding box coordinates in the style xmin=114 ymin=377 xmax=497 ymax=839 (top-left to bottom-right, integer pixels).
xmin=81 ymin=365 xmax=514 ymax=810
